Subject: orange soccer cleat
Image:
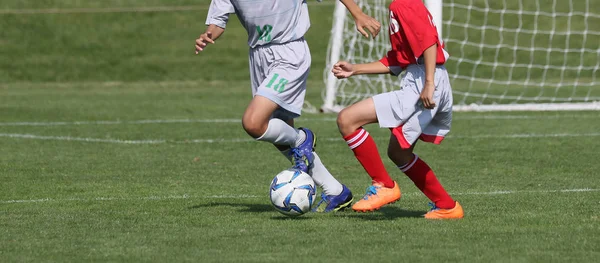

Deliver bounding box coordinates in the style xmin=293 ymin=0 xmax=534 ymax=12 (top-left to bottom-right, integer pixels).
xmin=352 ymin=182 xmax=401 ymax=212
xmin=424 ymin=201 xmax=464 ymax=219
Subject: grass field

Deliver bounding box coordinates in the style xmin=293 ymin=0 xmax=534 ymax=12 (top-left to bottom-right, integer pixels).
xmin=1 ymin=0 xmax=600 ymax=262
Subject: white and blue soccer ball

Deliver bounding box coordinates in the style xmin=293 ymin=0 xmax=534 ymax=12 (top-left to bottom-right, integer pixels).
xmin=269 ymin=168 xmax=316 ymax=216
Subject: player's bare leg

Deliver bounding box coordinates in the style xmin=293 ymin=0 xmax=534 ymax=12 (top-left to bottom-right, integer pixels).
xmin=337 ymin=98 xmax=400 ymax=212
xmin=242 ymin=95 xmax=281 ymax=139
xmin=242 ymin=95 xmax=311 ymax=171
xmin=387 ymin=134 xmax=463 ymax=219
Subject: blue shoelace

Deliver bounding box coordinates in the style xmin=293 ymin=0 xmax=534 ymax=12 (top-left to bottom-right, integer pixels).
xmin=291 ymin=148 xmax=305 ymax=168
xmin=314 ymin=193 xmax=329 ymax=209
xmin=428 ymin=202 xmax=438 ymax=211
xmin=362 ymin=185 xmax=379 ymax=200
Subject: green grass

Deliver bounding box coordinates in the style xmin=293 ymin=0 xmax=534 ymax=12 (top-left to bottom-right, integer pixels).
xmin=1 ymin=1 xmax=600 ymax=262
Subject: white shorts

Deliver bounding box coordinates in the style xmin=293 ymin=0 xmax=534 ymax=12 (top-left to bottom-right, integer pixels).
xmin=249 ymin=38 xmax=310 ymax=120
xmin=372 ymin=64 xmax=453 ymax=149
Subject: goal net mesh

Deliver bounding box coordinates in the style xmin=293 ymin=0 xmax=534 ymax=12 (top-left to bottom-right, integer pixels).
xmin=323 ymin=0 xmax=600 ymax=111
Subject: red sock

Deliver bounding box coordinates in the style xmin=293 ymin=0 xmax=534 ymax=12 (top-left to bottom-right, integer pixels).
xmin=400 ymin=155 xmax=455 ymax=209
xmin=344 ymin=128 xmax=395 ymax=188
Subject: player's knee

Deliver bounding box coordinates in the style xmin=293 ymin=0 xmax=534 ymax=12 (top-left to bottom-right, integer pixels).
xmin=336 ymin=109 xmax=355 ymax=136
xmin=241 ymin=114 xmax=267 ymax=138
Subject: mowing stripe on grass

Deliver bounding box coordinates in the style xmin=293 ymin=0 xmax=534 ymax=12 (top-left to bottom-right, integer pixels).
xmin=2 ymin=188 xmax=598 ymax=204
xmin=0 ymin=2 xmax=337 ymax=15
xmin=0 ymin=114 xmax=598 ymax=127
xmin=2 ymin=132 xmax=600 ymax=144
xmin=0 ymin=6 xmax=205 ymax=14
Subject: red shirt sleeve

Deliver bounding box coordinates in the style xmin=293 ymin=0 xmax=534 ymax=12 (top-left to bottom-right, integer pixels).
xmin=394 ymin=1 xmax=439 ymax=58
xmin=379 ymin=53 xmax=403 ymax=76
xmin=379 ymin=52 xmax=399 ymax=67
xmin=379 ymin=56 xmax=391 ymax=67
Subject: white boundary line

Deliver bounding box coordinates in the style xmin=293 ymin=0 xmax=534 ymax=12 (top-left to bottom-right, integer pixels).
xmin=0 ymin=119 xmax=243 ymax=127
xmin=0 ymin=133 xmax=164 ymax=144
xmin=449 ymin=132 xmax=600 ymax=139
xmin=0 ymin=2 xmax=336 ymax=15
xmin=2 ymin=132 xmax=600 ymax=144
xmin=2 ymin=188 xmax=598 ymax=204
xmin=453 ymin=114 xmax=600 ymax=120
xmin=0 ymin=114 xmax=598 ymax=127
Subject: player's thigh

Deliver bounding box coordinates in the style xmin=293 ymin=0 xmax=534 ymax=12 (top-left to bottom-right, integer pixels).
xmin=243 ymin=95 xmax=280 ymax=122
xmin=337 ymin=98 xmax=378 ymax=135
xmin=373 ymin=71 xmax=421 ymax=129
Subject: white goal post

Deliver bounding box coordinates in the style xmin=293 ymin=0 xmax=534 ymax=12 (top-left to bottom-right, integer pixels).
xmin=322 ymin=0 xmax=600 ymax=112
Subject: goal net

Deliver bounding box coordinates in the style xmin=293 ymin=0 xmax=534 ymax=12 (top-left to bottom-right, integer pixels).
xmin=322 ymin=0 xmax=600 ymax=112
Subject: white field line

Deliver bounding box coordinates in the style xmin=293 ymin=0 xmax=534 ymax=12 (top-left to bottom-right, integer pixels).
xmin=449 ymin=132 xmax=600 ymax=139
xmin=0 ymin=2 xmax=336 ymax=15
xmin=0 ymin=114 xmax=598 ymax=127
xmin=2 ymin=188 xmax=598 ymax=204
xmin=185 ymin=132 xmax=600 ymax=143
xmin=453 ymin=114 xmax=600 ymax=120
xmin=2 ymin=132 xmax=600 ymax=145
xmin=0 ymin=133 xmax=165 ymax=144
xmin=0 ymin=119 xmax=244 ymax=127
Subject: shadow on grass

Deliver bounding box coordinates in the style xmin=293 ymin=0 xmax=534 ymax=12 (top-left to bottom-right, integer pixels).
xmin=340 ymin=206 xmax=426 ymax=220
xmin=188 ymin=202 xmax=273 ymax=213
xmin=189 ymin=202 xmax=313 ymax=220
xmin=270 ymin=215 xmax=312 ymax=220
xmin=188 ymin=202 xmax=424 ymax=220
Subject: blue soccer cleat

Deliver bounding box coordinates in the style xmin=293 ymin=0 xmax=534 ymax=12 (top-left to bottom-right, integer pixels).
xmin=298 ymin=127 xmax=316 ymax=162
xmin=290 ymin=127 xmax=316 ymax=173
xmin=290 ymin=148 xmax=310 ymax=173
xmin=312 ymin=185 xmax=354 ymax=212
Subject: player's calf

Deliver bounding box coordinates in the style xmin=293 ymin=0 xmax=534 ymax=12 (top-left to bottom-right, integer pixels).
xmin=386 ymin=132 xmax=417 ymax=162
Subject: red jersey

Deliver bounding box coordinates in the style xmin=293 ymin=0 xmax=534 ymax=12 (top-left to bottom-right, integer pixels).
xmin=379 ymin=0 xmax=449 ymax=70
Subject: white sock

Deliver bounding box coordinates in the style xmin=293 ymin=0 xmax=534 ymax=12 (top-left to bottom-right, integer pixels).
xmin=280 ymin=149 xmax=344 ymax=196
xmin=256 ymin=118 xmax=300 ymax=146
xmin=294 ymin=129 xmax=307 ymax=148
xmin=310 ymin=152 xmax=344 ymax=196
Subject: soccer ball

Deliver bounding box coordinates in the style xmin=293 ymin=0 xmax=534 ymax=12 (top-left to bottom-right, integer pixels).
xmin=269 ymin=168 xmax=316 ymax=216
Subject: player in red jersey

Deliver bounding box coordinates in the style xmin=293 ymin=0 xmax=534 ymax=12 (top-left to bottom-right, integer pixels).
xmin=331 ymin=0 xmax=463 ymax=219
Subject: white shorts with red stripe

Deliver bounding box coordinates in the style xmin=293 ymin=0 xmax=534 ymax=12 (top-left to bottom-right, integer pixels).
xmin=372 ymin=64 xmax=453 ymax=149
